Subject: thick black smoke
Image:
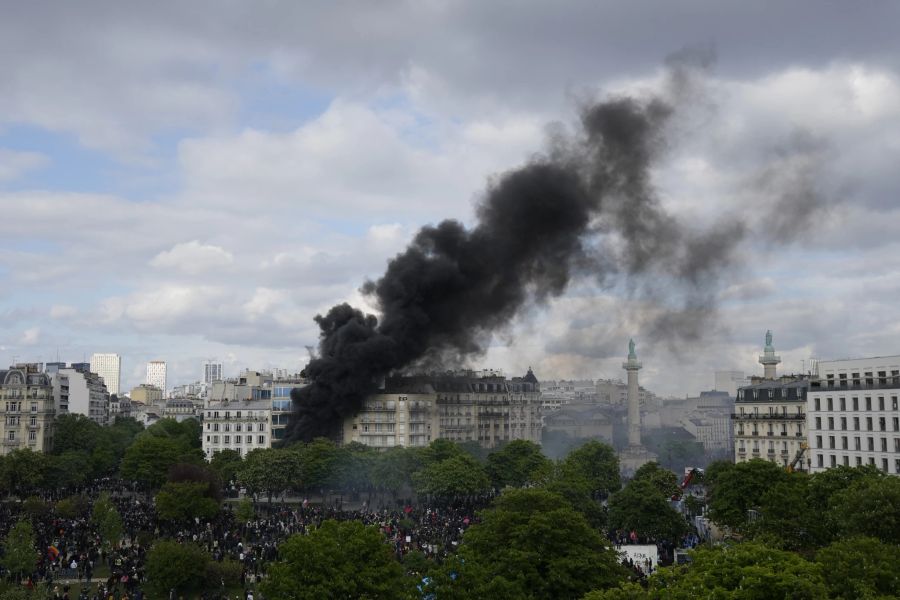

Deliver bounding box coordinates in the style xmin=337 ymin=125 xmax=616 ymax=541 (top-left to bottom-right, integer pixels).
xmin=287 ymin=92 xmax=750 ymax=442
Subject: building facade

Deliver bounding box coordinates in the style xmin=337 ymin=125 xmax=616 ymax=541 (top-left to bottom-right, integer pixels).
xmin=342 ymin=370 xmax=543 ymax=450
xmin=1 ymin=364 xmax=55 ymax=455
xmin=732 ymin=378 xmax=808 ymax=468
xmin=807 ymin=356 xmax=900 ymax=475
xmin=130 ymin=384 xmax=163 ymax=405
xmin=203 ymin=361 xmax=223 ymax=385
xmin=90 ymin=353 xmax=121 ymax=396
xmin=58 ymin=367 xmax=110 ymax=425
xmin=202 ymin=399 xmax=272 ymax=458
xmin=146 ymin=361 xmax=167 ymax=395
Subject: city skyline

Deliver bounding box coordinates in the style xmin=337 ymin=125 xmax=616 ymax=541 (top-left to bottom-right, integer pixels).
xmin=2 ymin=3 xmax=900 ymax=397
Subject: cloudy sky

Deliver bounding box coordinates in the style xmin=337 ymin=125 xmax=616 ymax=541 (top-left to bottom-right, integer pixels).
xmin=2 ymin=1 xmax=899 ymax=396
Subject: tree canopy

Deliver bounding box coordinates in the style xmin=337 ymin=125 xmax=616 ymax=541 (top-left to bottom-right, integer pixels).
xmin=262 ymin=520 xmax=415 ymax=600
xmin=436 ymin=489 xmax=625 ymax=599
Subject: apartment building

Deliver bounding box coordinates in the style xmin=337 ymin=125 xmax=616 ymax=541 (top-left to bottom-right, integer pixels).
xmin=0 ymin=364 xmax=55 ymax=455
xmin=342 ymin=369 xmax=542 ymax=449
xmin=733 ymin=377 xmax=809 ymax=469
xmin=202 ymin=399 xmax=272 ymax=458
xmin=807 ymin=356 xmax=900 ymax=475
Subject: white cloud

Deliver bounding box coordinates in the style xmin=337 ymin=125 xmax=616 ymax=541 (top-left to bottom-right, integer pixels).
xmin=49 ymin=304 xmax=77 ymax=319
xmin=150 ymin=241 xmax=234 ymax=274
xmin=20 ymin=328 xmax=40 ymax=346
xmin=0 ymin=149 xmax=47 ymax=182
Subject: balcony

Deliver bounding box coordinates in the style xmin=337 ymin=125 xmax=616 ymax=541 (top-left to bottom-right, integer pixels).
xmin=811 ymin=378 xmax=900 ymax=392
xmin=731 ymin=413 xmax=805 ymax=421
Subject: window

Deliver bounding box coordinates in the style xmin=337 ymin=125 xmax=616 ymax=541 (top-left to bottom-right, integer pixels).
xmin=880 ymin=417 xmax=887 ymax=431
xmin=7 ymin=431 xmax=14 ymax=441
xmin=817 ymin=454 xmax=824 ymax=468
xmin=235 ymin=424 xmax=241 ymax=432
xmin=854 ymin=417 xmax=860 ymax=430
xmin=829 ymin=436 xmax=835 ymax=449
xmin=30 ymin=403 xmax=37 ymax=412
xmin=879 ymin=397 xmax=885 ymax=410
xmin=893 ymin=397 xmax=899 ymax=411
xmin=868 ymin=437 xmax=875 ymax=451
xmin=223 ymin=436 xmax=230 ymax=444
xmin=856 ymin=456 xmax=862 ymax=466
xmin=866 ymin=397 xmax=872 ymax=410
xmin=867 ymin=417 xmax=873 ymax=431
xmin=840 ymin=397 xmax=846 ymax=410
xmin=882 ymin=438 xmax=888 ymax=452
xmin=28 ymin=430 xmax=36 ymax=442
xmin=213 ymin=435 xmax=219 ymax=444
xmin=842 ymin=436 xmax=848 ymax=450
xmin=815 ymin=417 xmax=822 ymax=429
xmin=828 ymin=417 xmax=834 ymax=430
xmin=258 ymin=435 xmax=265 ymax=445
xmin=246 ymin=435 xmax=252 ymax=444
xmin=258 ymin=423 xmax=265 ymax=432
xmin=840 ymin=417 xmax=847 ymax=430
xmin=855 ymin=437 xmax=861 ymax=450
xmin=827 ymin=398 xmax=833 ymax=411
xmin=29 ymin=416 xmax=35 ymax=427
xmin=894 ymin=417 xmax=899 ymax=432
xmin=853 ymin=397 xmax=859 ymax=410
xmin=815 ymin=435 xmax=822 ymax=448
xmin=814 ymin=398 xmax=821 ymax=411
xmin=830 ymin=455 xmax=837 ymax=467
xmin=843 ymin=455 xmax=849 ymax=466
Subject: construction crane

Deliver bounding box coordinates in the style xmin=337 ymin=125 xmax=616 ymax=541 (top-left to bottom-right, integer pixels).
xmin=671 ymin=467 xmax=703 ymax=500
xmin=787 ymin=442 xmax=808 ymax=472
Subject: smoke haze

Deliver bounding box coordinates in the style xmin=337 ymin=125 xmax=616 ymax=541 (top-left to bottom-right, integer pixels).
xmin=287 ymin=60 xmax=829 ymax=441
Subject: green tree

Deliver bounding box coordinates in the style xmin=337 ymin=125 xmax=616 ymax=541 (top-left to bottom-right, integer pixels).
xmin=413 ymin=454 xmax=491 ymax=500
xmin=145 ymin=540 xmax=210 ymax=599
xmin=51 ymin=414 xmax=101 ymax=455
xmin=235 ymin=497 xmax=255 ymax=522
xmin=815 ymin=537 xmax=900 ymax=599
xmin=262 ymin=520 xmax=415 ymax=600
xmin=561 ymin=441 xmax=621 ymax=500
xmin=434 ymin=489 xmax=625 ymax=599
xmin=486 ymin=440 xmax=552 ymax=489
xmin=648 ymin=542 xmax=826 ymax=599
xmin=91 ymin=493 xmax=123 ymax=550
xmin=607 ymin=479 xmax=689 ymax=541
xmin=44 ymin=450 xmax=92 ymax=489
xmin=300 ymin=438 xmax=342 ymax=492
xmin=120 ymin=434 xmax=202 ymax=488
xmin=707 ymin=459 xmax=788 ymax=531
xmin=371 ymin=446 xmax=419 ymax=502
xmin=632 ymin=462 xmax=679 ymax=498
xmin=419 ymin=439 xmax=465 ymax=465
xmin=147 ymin=418 xmax=201 ymax=449
xmin=155 ymin=481 xmax=220 ymax=523
xmin=751 ymin=473 xmax=829 ymax=551
xmin=208 ymin=449 xmax=243 ymax=484
xmin=56 ymin=495 xmax=90 ymax=519
xmin=540 ymin=465 xmax=606 ymax=528
xmin=238 ymin=448 xmax=299 ymax=501
xmin=828 ymin=475 xmax=900 ymax=544
xmin=0 ymin=450 xmax=47 ymax=497
xmin=582 ymin=583 xmax=650 ymax=600
xmin=0 ymin=520 xmax=37 ymax=581
xmin=332 ymin=442 xmax=375 ymax=497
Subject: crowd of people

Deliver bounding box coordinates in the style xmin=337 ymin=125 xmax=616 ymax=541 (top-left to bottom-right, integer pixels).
xmin=0 ymin=481 xmax=484 ymax=599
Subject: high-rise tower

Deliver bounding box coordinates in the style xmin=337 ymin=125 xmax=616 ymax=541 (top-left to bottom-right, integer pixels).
xmin=146 ymin=360 xmax=167 ymax=395
xmin=90 ymin=353 xmax=121 ymax=395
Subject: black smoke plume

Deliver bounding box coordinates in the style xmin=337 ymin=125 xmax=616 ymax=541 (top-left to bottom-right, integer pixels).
xmin=287 ymin=88 xmax=753 ymax=442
